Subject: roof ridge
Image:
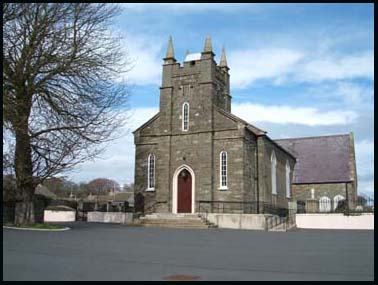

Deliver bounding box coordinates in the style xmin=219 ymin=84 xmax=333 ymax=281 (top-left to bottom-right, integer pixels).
xmin=274 ymin=133 xmax=350 ymax=141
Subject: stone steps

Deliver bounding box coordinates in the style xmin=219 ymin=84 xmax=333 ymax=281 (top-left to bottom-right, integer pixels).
xmin=143 ymin=213 xmax=200 ymax=219
xmin=141 ymin=223 xmax=212 ymax=229
xmin=136 ymin=213 xmax=217 ymax=229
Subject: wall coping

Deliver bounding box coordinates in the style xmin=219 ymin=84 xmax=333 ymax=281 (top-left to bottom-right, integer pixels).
xmin=296 ymin=213 xmax=373 ymax=216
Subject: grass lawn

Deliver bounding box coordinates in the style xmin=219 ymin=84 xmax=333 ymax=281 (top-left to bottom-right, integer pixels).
xmin=4 ymin=223 xmax=65 ymax=230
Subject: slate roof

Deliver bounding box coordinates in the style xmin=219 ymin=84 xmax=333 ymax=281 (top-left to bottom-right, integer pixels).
xmin=216 ymin=107 xmax=296 ymax=159
xmin=35 ymin=184 xmax=58 ymax=199
xmin=275 ymin=134 xmax=352 ymax=184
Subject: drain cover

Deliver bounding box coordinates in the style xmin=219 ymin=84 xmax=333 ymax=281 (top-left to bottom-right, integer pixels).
xmin=164 ymin=274 xmax=201 ymax=281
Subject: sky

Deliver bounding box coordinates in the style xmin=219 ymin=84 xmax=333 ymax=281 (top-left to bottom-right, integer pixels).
xmin=66 ymin=3 xmax=374 ymax=196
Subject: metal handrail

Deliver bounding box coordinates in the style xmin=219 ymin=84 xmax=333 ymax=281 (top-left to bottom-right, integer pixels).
xmin=296 ymin=197 xmax=374 ymax=214
xmin=197 ymin=200 xmax=292 ymax=216
xmin=265 ymin=214 xmax=290 ymax=231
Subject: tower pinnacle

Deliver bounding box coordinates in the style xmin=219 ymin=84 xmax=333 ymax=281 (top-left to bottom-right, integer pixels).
xmin=201 ymin=35 xmax=215 ymax=60
xmin=219 ymin=46 xmax=229 ymax=69
xmin=164 ymin=36 xmax=176 ymax=64
xmin=203 ymin=35 xmax=213 ymax=53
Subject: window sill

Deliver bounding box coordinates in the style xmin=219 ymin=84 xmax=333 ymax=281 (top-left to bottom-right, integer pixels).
xmin=272 ymin=192 xmax=278 ymax=195
xmin=145 ymin=188 xmax=155 ymax=192
xmin=218 ymin=187 xmax=229 ymax=191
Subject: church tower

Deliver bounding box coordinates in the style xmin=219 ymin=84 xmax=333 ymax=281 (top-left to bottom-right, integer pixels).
xmin=159 ymin=36 xmax=232 ymax=134
xmin=133 ymin=36 xmax=296 ymax=216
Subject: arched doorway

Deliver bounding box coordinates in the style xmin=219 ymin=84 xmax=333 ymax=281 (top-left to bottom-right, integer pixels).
xmin=172 ymin=165 xmax=195 ymax=214
xmin=177 ymin=169 xmax=192 ymax=213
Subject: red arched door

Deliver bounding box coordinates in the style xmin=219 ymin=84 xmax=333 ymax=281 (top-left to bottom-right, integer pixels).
xmin=177 ymin=169 xmax=192 ymax=213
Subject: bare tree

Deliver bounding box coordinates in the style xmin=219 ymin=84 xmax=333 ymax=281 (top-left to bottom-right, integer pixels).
xmin=87 ymin=178 xmax=121 ymax=195
xmin=123 ymin=182 xmax=134 ymax=192
xmin=42 ymin=176 xmax=77 ymax=198
xmin=3 ymin=3 xmax=130 ymax=224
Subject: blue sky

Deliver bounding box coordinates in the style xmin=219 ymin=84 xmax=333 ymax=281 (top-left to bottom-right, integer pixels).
xmin=67 ymin=3 xmax=374 ymax=196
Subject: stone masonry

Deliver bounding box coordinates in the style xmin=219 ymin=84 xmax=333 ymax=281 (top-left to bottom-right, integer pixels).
xmin=133 ymin=36 xmax=296 ymax=214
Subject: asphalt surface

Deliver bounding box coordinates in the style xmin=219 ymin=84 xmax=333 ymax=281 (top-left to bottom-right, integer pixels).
xmin=3 ymin=222 xmax=374 ymax=281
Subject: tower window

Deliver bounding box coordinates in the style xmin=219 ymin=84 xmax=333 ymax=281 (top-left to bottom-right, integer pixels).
xmin=147 ymin=153 xmax=155 ymax=191
xmin=219 ymin=151 xmax=228 ymax=189
xmin=182 ymin=102 xmax=189 ymax=131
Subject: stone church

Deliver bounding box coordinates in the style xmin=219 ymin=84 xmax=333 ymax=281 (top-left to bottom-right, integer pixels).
xmin=133 ymin=36 xmax=357 ymax=215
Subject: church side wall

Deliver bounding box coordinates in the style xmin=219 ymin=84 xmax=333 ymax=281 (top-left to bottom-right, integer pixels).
xmin=213 ymin=129 xmax=245 ymax=204
xmin=134 ymin=135 xmax=171 ymax=214
xmin=258 ymin=136 xmax=295 ymax=210
xmin=243 ymin=130 xmax=258 ymax=204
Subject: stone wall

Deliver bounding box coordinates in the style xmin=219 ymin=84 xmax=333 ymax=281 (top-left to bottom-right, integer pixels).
xmin=87 ymin=212 xmax=133 ymax=224
xmin=44 ymin=210 xmax=76 ymax=222
xmin=206 ymin=213 xmax=267 ymax=230
xmin=213 ymin=130 xmax=244 ymax=202
xmin=296 ymin=213 xmax=374 ymax=230
xmin=292 ymin=182 xmax=352 ymax=201
xmin=243 ymin=130 xmax=258 ymax=204
xmin=170 ymin=132 xmax=213 ymax=211
xmin=257 ymin=136 xmax=295 ymax=209
xmin=134 ymin=47 xmax=296 ymax=215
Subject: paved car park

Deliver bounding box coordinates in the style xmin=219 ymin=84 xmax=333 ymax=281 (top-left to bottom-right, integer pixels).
xmin=3 ymin=222 xmax=374 ymax=281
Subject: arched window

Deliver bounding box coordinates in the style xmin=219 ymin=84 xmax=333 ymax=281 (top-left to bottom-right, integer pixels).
xmin=319 ymin=196 xmax=331 ymax=212
xmin=147 ymin=154 xmax=155 ymax=190
xmin=182 ymin=102 xmax=189 ymax=131
xmin=333 ymin=195 xmax=345 ymax=210
xmin=220 ymin=151 xmax=228 ymax=189
xmin=271 ymin=151 xmax=277 ymax=195
xmin=286 ymin=161 xmax=291 ymax=198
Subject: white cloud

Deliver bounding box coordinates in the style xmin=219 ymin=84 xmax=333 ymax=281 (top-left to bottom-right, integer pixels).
xmin=358 ymin=180 xmax=374 ymax=196
xmin=119 ymin=33 xmax=164 ymax=86
xmin=125 ymin=107 xmax=159 ymax=131
xmin=347 ymin=139 xmax=374 ymax=195
xmin=67 ymin=107 xmax=158 ymax=185
xmin=355 ymin=140 xmax=374 ymax=158
xmin=229 ymin=48 xmax=304 ymax=88
xmin=113 ymin=30 xmax=373 ymax=89
xmin=335 ymin=82 xmax=374 ymax=105
xmin=228 ymin=47 xmax=374 ymax=89
xmin=299 ymin=51 xmax=374 ymax=82
xmin=355 ymin=140 xmax=374 ymax=178
xmin=232 ymin=102 xmax=358 ymax=126
xmin=303 ymin=81 xmax=374 ymax=110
